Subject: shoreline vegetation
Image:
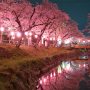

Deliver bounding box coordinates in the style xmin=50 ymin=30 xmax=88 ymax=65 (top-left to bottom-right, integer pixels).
xmin=0 ymin=44 xmax=81 ymax=90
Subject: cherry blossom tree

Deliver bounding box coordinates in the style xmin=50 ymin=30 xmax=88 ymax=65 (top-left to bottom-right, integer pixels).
xmin=0 ymin=0 xmax=53 ymax=48
xmin=33 ymin=1 xmax=70 ymax=46
xmin=63 ymin=20 xmax=84 ymax=39
xmin=0 ymin=0 xmax=70 ymax=48
xmin=83 ymin=13 xmax=90 ymax=36
xmin=0 ymin=0 xmax=84 ymax=48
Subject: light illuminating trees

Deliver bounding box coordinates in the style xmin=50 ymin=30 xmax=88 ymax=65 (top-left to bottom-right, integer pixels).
xmin=83 ymin=13 xmax=90 ymax=36
xmin=0 ymin=0 xmax=84 ymax=48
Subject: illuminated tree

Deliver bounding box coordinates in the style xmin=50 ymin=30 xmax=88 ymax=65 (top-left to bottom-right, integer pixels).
xmin=64 ymin=20 xmax=84 ymax=39
xmin=0 ymin=0 xmax=84 ymax=48
xmin=0 ymin=0 xmax=53 ymax=48
xmin=34 ymin=1 xmax=70 ymax=46
xmin=0 ymin=0 xmax=70 ymax=47
xmin=83 ymin=13 xmax=90 ymax=36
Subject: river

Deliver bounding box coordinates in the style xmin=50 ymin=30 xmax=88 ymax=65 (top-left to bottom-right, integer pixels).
xmin=37 ymin=58 xmax=90 ymax=90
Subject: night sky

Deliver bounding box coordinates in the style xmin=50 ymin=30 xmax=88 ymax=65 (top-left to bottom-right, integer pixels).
xmin=30 ymin=0 xmax=90 ymax=30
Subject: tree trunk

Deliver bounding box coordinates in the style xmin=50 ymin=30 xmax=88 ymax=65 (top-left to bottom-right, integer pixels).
xmin=15 ymin=32 xmax=25 ymax=48
xmin=16 ymin=39 xmax=22 ymax=48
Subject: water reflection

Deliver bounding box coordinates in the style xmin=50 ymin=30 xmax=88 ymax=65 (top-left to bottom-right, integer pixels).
xmin=37 ymin=60 xmax=90 ymax=90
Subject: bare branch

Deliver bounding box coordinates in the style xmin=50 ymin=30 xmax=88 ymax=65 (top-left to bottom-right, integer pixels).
xmin=12 ymin=10 xmax=22 ymax=31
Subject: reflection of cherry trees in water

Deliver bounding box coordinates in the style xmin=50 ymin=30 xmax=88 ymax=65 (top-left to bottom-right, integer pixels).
xmin=37 ymin=60 xmax=90 ymax=90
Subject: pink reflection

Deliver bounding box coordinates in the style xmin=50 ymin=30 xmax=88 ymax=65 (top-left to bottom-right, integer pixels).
xmin=58 ymin=65 xmax=62 ymax=74
xmin=65 ymin=63 xmax=71 ymax=71
xmin=79 ymin=64 xmax=81 ymax=68
xmin=47 ymin=76 xmax=49 ymax=79
xmin=83 ymin=64 xmax=86 ymax=67
xmin=50 ymin=73 xmax=52 ymax=78
xmin=40 ymin=80 xmax=42 ymax=84
xmin=54 ymin=72 xmax=56 ymax=77
xmin=43 ymin=78 xmax=46 ymax=83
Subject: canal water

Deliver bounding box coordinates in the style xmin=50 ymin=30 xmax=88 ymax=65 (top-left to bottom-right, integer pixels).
xmin=37 ymin=59 xmax=90 ymax=90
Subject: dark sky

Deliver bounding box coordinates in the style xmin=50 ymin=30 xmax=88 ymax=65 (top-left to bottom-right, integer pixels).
xmin=30 ymin=0 xmax=90 ymax=30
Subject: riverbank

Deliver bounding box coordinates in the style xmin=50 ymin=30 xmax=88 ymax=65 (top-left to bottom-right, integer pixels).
xmin=0 ymin=45 xmax=80 ymax=90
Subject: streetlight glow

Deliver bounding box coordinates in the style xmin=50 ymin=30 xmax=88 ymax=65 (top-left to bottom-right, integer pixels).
xmin=0 ymin=27 xmax=4 ymax=32
xmin=25 ymin=32 xmax=28 ymax=36
xmin=53 ymin=37 xmax=55 ymax=40
xmin=12 ymin=36 xmax=15 ymax=39
xmin=10 ymin=32 xmax=15 ymax=36
xmin=83 ymin=41 xmax=85 ymax=43
xmin=0 ymin=27 xmax=4 ymax=43
xmin=29 ymin=32 xmax=32 ymax=36
xmin=16 ymin=32 xmax=21 ymax=37
xmin=64 ymin=39 xmax=70 ymax=44
xmin=50 ymin=37 xmax=52 ymax=40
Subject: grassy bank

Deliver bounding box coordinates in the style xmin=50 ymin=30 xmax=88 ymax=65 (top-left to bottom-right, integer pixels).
xmin=0 ymin=45 xmax=75 ymax=71
xmin=0 ymin=44 xmax=76 ymax=90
